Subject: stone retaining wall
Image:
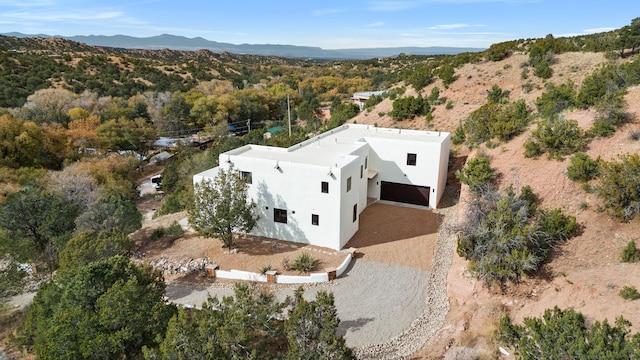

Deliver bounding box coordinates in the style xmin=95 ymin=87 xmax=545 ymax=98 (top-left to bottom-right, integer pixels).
xmin=143 ymin=249 xmax=356 ymax=285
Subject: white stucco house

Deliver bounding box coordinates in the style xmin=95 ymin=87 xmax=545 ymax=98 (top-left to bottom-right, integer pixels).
xmin=193 ymin=124 xmax=450 ymax=251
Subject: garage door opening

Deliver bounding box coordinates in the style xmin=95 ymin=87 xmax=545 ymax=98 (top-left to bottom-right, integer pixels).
xmin=380 ymin=181 xmax=430 ymax=207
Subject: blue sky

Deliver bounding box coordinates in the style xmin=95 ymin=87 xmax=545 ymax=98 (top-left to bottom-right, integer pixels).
xmin=0 ymin=0 xmax=636 ymax=49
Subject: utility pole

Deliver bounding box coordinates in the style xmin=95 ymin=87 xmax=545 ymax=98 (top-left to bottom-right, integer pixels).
xmin=287 ymin=93 xmax=291 ymax=137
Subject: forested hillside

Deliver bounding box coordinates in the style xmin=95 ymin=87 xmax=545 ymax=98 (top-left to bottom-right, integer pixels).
xmin=1 ymin=17 xmax=640 ymax=360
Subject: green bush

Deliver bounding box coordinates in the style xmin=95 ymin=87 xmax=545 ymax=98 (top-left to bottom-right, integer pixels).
xmin=499 ymin=307 xmax=640 ymax=358
xmin=155 ymin=190 xmax=188 ymax=217
xmin=451 ymin=122 xmax=465 ymax=144
xmin=259 ymin=264 xmax=272 ymax=275
xmin=455 ymin=155 xmax=496 ymax=194
xmin=587 ymin=119 xmax=616 ymax=137
xmin=386 ymin=86 xmax=406 ymax=100
xmin=597 ymin=153 xmax=640 ymax=221
xmin=438 ymin=64 xmax=456 ymax=87
xmin=465 ymin=99 xmax=529 ymax=145
xmin=594 ymin=88 xmax=631 ymax=130
xmin=389 ymin=95 xmax=430 ymax=121
xmin=487 ymin=84 xmax=510 ymax=104
xmin=518 ymin=185 xmax=539 ymax=214
xmin=150 ymin=221 xmax=184 ymax=241
xmin=566 ymin=152 xmax=601 ymax=182
xmin=621 ymin=239 xmax=640 ymax=263
xmin=427 ymin=86 xmax=441 ymax=103
xmin=535 ymin=81 xmax=577 ymax=117
xmin=577 ymin=64 xmax=625 ymax=108
xmin=619 ymin=285 xmax=640 ymax=300
xmin=485 ymin=41 xmax=517 ymax=61
xmin=290 ymin=252 xmax=316 ymax=273
xmin=538 ymin=208 xmax=578 ymax=242
xmin=533 ymin=59 xmax=553 ymax=79
xmin=404 ymin=65 xmax=434 ymax=91
xmin=523 ymin=116 xmax=586 ymax=160
xmin=456 ymin=187 xmax=577 ymax=287
xmin=363 ymin=94 xmax=383 ymax=109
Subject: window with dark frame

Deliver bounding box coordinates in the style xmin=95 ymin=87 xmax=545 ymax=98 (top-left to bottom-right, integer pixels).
xmin=406 ymin=153 xmax=417 ymax=166
xmin=274 ymin=208 xmax=287 ymax=223
xmin=360 ymin=165 xmax=363 ymax=178
xmin=239 ymin=171 xmax=252 ymax=184
xmin=347 ymin=176 xmax=352 ymax=192
xmin=321 ymin=181 xmax=329 ymax=193
xmin=352 ymin=204 xmax=357 ymax=222
xmin=311 ymin=214 xmax=319 ymax=226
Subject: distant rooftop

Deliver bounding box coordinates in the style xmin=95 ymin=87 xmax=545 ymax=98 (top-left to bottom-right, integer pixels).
xmin=351 ymin=90 xmax=387 ymax=100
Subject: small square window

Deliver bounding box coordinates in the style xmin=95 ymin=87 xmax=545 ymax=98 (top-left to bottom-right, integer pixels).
xmin=239 ymin=171 xmax=252 ymax=184
xmin=360 ymin=165 xmax=363 ymax=179
xmin=352 ymin=204 xmax=357 ymax=222
xmin=274 ymin=208 xmax=287 ymax=223
xmin=407 ymin=153 xmax=417 ymax=166
xmin=311 ymin=214 xmax=319 ymax=226
xmin=321 ymin=181 xmax=329 ymax=193
xmin=347 ymin=177 xmax=352 ymax=192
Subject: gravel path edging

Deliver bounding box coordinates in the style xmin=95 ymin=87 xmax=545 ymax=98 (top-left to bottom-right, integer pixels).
xmin=354 ymin=205 xmax=457 ymax=359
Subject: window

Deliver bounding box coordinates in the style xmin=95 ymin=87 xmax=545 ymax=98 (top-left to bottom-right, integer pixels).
xmin=346 ymin=177 xmax=352 ymax=192
xmin=352 ymin=204 xmax=357 ymax=222
xmin=360 ymin=165 xmax=363 ymax=179
xmin=274 ymin=208 xmax=287 ymax=223
xmin=407 ymin=153 xmax=417 ymax=166
xmin=239 ymin=171 xmax=252 ymax=184
xmin=365 ymin=156 xmax=368 ymax=169
xmin=321 ymin=181 xmax=329 ymax=193
xmin=311 ymin=214 xmax=319 ymax=226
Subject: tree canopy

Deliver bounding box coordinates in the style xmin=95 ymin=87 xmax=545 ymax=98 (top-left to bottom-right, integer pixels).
xmin=189 ymin=165 xmax=259 ymax=250
xmin=0 ymin=187 xmax=79 ymax=269
xmin=15 ymin=255 xmax=176 ymax=359
xmin=145 ymin=284 xmax=354 ymax=360
xmin=500 ymin=307 xmax=640 ymax=359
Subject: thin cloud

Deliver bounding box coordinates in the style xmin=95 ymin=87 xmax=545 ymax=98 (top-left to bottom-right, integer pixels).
xmin=429 ymin=23 xmax=480 ymax=30
xmin=367 ymin=21 xmax=384 ymax=27
xmin=6 ymin=10 xmax=124 ymax=22
xmin=584 ymin=27 xmax=617 ymax=33
xmin=557 ymin=27 xmax=617 ymax=38
xmin=367 ymin=0 xmax=541 ymax=11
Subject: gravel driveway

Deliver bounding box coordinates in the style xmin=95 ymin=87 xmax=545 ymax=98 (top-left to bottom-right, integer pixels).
xmin=167 ymin=259 xmax=430 ymax=348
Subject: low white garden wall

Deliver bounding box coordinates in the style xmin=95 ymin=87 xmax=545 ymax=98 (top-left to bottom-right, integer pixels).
xmin=210 ymin=248 xmax=356 ymax=284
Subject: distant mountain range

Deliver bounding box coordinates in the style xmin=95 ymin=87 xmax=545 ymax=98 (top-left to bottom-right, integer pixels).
xmin=2 ymin=32 xmax=484 ymax=59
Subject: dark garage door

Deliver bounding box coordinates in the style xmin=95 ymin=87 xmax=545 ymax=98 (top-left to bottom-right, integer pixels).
xmin=380 ymin=181 xmax=430 ymax=207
